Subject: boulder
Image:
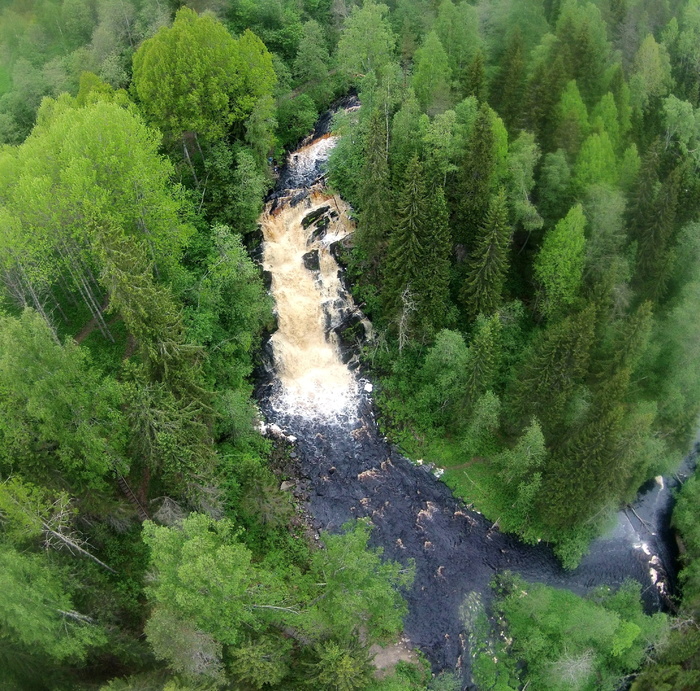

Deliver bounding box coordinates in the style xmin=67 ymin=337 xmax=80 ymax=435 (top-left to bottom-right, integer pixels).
xmin=301 ymin=205 xmax=330 ymax=228
xmin=302 ymin=250 xmax=320 ymax=272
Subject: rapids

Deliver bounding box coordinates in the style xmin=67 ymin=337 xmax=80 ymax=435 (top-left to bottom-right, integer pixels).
xmin=255 ymin=105 xmax=692 ymax=687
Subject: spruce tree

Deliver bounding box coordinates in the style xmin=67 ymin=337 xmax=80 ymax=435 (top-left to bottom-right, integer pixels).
xmin=456 ymin=102 xmax=496 ymax=246
xmin=384 ymin=155 xmax=429 ymax=337
xmin=416 ymin=186 xmax=452 ymax=337
xmin=461 ymin=188 xmax=512 ymax=320
xmin=534 ymin=203 xmax=587 ymax=320
xmin=464 ymin=313 xmax=502 ymax=407
xmin=357 ymin=108 xmax=392 ymax=273
xmin=540 ymin=369 xmax=629 ymax=530
xmin=464 ymin=49 xmax=487 ymax=103
xmin=490 ymin=27 xmax=526 ymax=132
xmin=509 ymin=304 xmax=596 ymax=436
xmin=634 ymin=165 xmax=681 ymax=303
xmin=553 ymin=80 xmax=590 ymax=157
xmin=524 ymin=52 xmax=568 ymax=146
xmin=389 ymin=92 xmax=422 ymax=188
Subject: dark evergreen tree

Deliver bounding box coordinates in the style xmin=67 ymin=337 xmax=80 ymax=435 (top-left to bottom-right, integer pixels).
xmin=389 ymin=92 xmax=422 ymax=188
xmin=490 ymin=28 xmax=527 ymax=132
xmin=384 ymin=155 xmax=429 ymax=340
xmin=523 ymin=51 xmax=568 ymax=146
xmin=456 ymin=102 xmax=496 ymax=246
xmin=357 ymin=108 xmax=392 ymax=274
xmin=385 ymin=156 xmax=451 ymax=343
xmin=463 ymin=49 xmax=487 ymax=103
xmin=417 ymin=186 xmax=452 ymax=336
xmin=460 ymin=188 xmax=512 ymax=320
xmin=634 ymin=165 xmax=682 ymax=302
xmin=540 ymin=369 xmax=630 ymax=530
xmin=509 ymin=304 xmax=596 ymax=436
xmin=463 ymin=313 xmax=502 ymax=407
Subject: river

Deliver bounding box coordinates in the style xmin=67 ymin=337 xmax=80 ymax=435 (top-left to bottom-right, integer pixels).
xmin=255 ymin=105 xmax=695 ymax=686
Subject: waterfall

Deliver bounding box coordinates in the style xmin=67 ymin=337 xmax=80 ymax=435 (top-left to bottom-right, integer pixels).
xmin=261 ymin=134 xmax=369 ymax=421
xmin=255 ymin=113 xmax=680 ymax=683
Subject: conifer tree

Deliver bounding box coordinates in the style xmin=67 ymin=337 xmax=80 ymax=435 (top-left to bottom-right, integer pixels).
xmin=464 ymin=50 xmax=487 ymax=103
xmin=510 ymin=304 xmax=596 ymax=435
xmin=524 ymin=51 xmax=568 ymax=146
xmin=534 ymin=204 xmax=587 ymax=320
xmin=456 ymin=102 xmax=496 ymax=246
xmin=461 ymin=188 xmax=512 ymax=319
xmin=416 ymin=186 xmax=452 ymax=336
xmin=357 ymin=108 xmax=392 ymax=272
xmin=540 ymin=369 xmax=629 ymax=530
xmin=572 ymin=131 xmax=618 ymax=194
xmin=464 ymin=314 xmax=502 ymax=407
xmin=490 ymin=27 xmax=526 ymax=132
xmin=389 ymin=92 xmax=422 ymax=188
xmin=384 ymin=155 xmax=428 ymax=335
xmin=553 ymin=80 xmax=590 ymax=157
xmin=634 ymin=165 xmax=682 ymax=303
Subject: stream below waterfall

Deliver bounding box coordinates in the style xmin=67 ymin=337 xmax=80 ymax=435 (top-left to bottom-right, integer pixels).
xmin=255 ymin=103 xmax=696 ymax=686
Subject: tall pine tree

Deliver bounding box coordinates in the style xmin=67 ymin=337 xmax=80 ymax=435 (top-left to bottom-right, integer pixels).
xmin=384 ymin=155 xmax=429 ymax=340
xmin=456 ymin=102 xmax=496 ymax=246
xmin=490 ymin=27 xmax=526 ymax=132
xmin=460 ymin=188 xmax=512 ymax=320
xmin=509 ymin=304 xmax=596 ymax=436
xmin=357 ymin=108 xmax=392 ymax=274
xmin=384 ymin=156 xmax=451 ymax=342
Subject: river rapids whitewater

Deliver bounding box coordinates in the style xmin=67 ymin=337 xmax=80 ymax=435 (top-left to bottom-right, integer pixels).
xmin=254 ymin=103 xmax=695 ymax=686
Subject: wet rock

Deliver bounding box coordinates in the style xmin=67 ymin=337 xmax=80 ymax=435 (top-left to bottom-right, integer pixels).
xmin=310 ymin=217 xmax=330 ymax=243
xmin=334 ymin=313 xmax=367 ymax=364
xmin=329 ymin=236 xmax=353 ymax=266
xmin=262 ymin=270 xmax=273 ymax=290
xmin=302 ymin=250 xmax=320 ymax=272
xmin=290 ymin=190 xmax=309 ymax=207
xmin=302 ymin=205 xmax=330 ymax=229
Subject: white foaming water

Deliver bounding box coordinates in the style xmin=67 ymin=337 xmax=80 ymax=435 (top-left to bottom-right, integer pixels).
xmin=286 ymin=135 xmax=338 ymax=185
xmin=261 ymin=142 xmax=365 ymax=421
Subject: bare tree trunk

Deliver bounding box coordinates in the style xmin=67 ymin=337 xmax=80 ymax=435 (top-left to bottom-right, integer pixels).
xmin=13 ymin=258 xmax=58 ymax=342
xmin=57 ymin=240 xmax=114 ymax=342
xmin=182 ymin=135 xmax=199 ymax=186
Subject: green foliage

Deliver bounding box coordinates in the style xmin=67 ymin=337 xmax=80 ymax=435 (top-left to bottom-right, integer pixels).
xmin=133 ymin=8 xmax=276 ymax=140
xmin=534 ymin=204 xmax=587 ymax=319
xmin=303 ymin=520 xmax=414 ymax=642
xmin=573 ymin=131 xmax=619 ymax=193
xmin=455 ymin=102 xmax=500 ymax=244
xmin=308 ymin=640 xmax=373 ymax=691
xmin=143 ymin=513 xmax=283 ymax=650
xmin=293 ymin=20 xmax=333 ymax=107
xmin=229 ymin=636 xmax=292 ymax=689
xmin=412 ymin=31 xmax=451 ymax=114
xmin=478 ymin=574 xmax=668 ymax=691
xmin=0 ymin=310 xmax=125 ymax=489
xmin=554 ymin=80 xmax=590 ymax=157
xmin=336 ymin=0 xmax=396 ymax=81
xmin=356 ymin=108 xmax=392 ymax=266
xmin=510 ymin=305 xmax=595 ymax=435
xmin=461 ymin=188 xmax=512 ymax=319
xmin=505 ymin=131 xmax=543 ymax=232
xmin=0 ymin=543 xmax=106 ymax=662
xmin=277 ymin=93 xmax=319 ymax=148
xmin=385 ymin=155 xmax=450 ymax=341
xmin=185 ymin=225 xmax=272 ymax=391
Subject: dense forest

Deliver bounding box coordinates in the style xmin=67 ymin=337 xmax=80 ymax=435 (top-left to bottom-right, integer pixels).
xmin=1 ymin=0 xmax=700 ymax=689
